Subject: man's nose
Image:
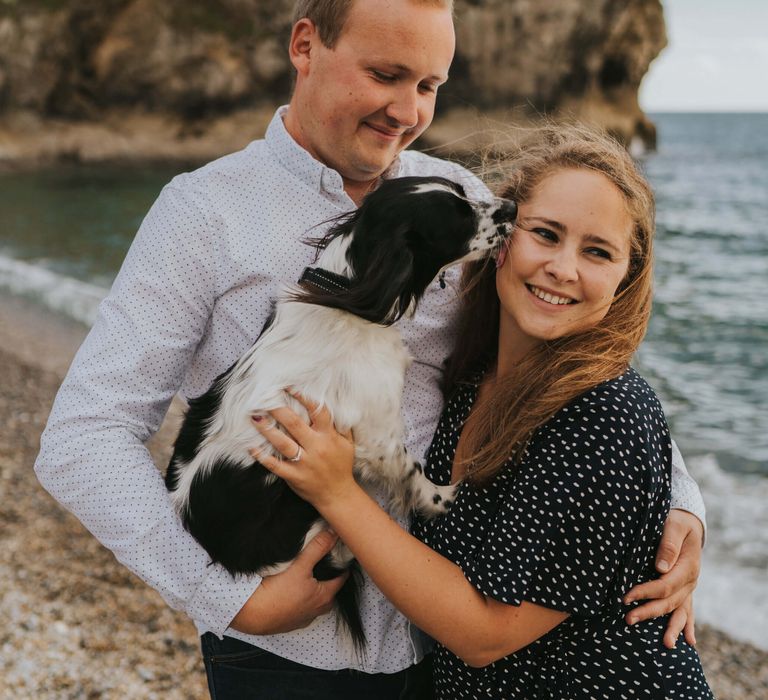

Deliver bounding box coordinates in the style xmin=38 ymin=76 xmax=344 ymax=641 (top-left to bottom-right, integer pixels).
xmin=385 ymin=86 xmax=420 ymax=130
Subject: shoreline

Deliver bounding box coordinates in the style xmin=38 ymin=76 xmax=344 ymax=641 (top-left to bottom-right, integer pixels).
xmin=1 ymin=290 xmax=766 ymax=698
xmin=0 ymin=106 xmax=651 ymax=174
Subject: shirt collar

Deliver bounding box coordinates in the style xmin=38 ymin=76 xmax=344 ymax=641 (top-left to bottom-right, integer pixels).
xmin=265 ymin=105 xmax=403 ymax=197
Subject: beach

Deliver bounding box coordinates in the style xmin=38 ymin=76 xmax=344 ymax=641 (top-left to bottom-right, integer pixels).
xmin=0 ymin=293 xmax=205 ymax=699
xmin=0 ymin=290 xmax=765 ymax=698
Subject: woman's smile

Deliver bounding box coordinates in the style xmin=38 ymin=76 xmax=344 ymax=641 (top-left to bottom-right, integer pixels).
xmin=525 ymin=283 xmax=578 ymax=307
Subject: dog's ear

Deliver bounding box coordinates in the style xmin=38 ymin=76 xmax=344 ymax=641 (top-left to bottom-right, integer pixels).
xmin=350 ymin=225 xmax=417 ymax=323
xmin=304 ymin=209 xmax=359 ymax=261
xmin=295 ymin=220 xmax=418 ymax=324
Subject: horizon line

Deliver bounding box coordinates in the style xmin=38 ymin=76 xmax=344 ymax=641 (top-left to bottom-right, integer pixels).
xmin=644 ymin=109 xmax=768 ymax=114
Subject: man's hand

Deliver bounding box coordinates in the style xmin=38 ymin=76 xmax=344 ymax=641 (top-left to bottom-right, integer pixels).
xmin=229 ymin=531 xmax=349 ymax=636
xmin=623 ymin=509 xmax=703 ymax=648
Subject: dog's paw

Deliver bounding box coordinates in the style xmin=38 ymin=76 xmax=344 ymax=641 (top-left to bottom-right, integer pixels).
xmin=419 ymin=481 xmax=458 ymax=518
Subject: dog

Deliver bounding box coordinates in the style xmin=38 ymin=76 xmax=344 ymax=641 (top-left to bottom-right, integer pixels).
xmin=164 ymin=175 xmax=517 ymax=653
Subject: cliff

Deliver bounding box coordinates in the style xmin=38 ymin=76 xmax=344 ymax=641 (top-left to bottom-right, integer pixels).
xmin=0 ymin=0 xmax=666 ymax=167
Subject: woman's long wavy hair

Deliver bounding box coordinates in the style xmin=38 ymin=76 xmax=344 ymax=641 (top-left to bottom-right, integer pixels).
xmin=445 ymin=123 xmax=656 ymax=485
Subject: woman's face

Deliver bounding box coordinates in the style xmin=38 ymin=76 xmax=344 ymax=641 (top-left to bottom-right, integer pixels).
xmin=496 ymin=167 xmax=633 ymax=355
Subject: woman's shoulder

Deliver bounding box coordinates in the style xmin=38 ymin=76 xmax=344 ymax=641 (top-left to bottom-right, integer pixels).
xmin=560 ymin=367 xmax=664 ymax=422
xmin=530 ymin=367 xmax=670 ymax=469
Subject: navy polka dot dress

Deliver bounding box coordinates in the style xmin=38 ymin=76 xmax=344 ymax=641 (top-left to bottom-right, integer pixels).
xmin=413 ymin=368 xmax=713 ymax=699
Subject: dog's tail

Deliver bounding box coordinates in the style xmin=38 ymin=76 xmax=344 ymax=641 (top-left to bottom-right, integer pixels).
xmin=313 ymin=558 xmax=366 ymax=659
xmin=335 ymin=561 xmax=366 ymax=657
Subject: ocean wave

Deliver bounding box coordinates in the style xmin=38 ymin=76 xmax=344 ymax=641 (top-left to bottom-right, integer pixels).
xmin=689 ymin=454 xmax=768 ymax=650
xmin=0 ymin=254 xmax=107 ymax=327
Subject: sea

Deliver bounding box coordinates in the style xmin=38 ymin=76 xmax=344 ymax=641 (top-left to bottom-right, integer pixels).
xmin=1 ymin=112 xmax=766 ymax=649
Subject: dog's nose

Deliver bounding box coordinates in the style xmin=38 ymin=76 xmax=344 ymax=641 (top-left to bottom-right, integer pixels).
xmin=492 ymin=199 xmax=518 ymax=225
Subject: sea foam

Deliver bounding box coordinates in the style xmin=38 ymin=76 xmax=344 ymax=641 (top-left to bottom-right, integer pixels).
xmin=690 ymin=454 xmax=768 ymax=650
xmin=0 ymin=254 xmax=107 ymax=327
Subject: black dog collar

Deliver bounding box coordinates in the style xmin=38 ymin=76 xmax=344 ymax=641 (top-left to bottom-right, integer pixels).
xmin=298 ymin=267 xmax=352 ymax=294
xmin=299 ymin=267 xmax=449 ymax=293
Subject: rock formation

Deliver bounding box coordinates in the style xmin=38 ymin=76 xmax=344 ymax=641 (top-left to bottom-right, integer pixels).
xmin=0 ymin=0 xmax=666 ymax=167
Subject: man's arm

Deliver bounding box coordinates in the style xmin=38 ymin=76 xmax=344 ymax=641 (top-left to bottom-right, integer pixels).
xmin=669 ymin=439 xmax=706 ymax=538
xmin=626 ymin=440 xmax=705 ymax=647
xmin=34 ymin=181 xmax=263 ymax=635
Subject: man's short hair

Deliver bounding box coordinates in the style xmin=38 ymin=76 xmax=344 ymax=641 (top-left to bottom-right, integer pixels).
xmin=292 ymin=0 xmax=454 ymax=48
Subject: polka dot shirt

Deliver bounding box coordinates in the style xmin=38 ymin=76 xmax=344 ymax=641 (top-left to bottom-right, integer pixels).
xmin=414 ymin=368 xmax=713 ymax=699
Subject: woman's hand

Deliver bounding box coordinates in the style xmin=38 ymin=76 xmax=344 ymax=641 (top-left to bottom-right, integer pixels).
xmin=229 ymin=530 xmax=349 ymax=635
xmin=250 ymin=392 xmax=358 ymax=510
xmin=623 ymin=509 xmax=702 ymax=648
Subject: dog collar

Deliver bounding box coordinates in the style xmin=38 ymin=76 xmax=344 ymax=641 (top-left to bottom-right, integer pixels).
xmin=298 ymin=267 xmax=352 ymax=294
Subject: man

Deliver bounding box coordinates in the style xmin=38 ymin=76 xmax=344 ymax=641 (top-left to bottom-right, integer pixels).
xmin=36 ymin=1 xmax=705 ymax=698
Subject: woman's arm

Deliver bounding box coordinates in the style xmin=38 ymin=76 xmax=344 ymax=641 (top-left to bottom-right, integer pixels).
xmin=252 ymin=405 xmax=567 ymax=667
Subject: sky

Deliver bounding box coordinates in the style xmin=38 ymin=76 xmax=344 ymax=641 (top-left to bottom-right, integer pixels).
xmin=640 ymin=0 xmax=768 ymax=112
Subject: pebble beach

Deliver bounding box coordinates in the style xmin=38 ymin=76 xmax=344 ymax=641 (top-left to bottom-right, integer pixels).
xmin=1 ymin=291 xmax=766 ymax=699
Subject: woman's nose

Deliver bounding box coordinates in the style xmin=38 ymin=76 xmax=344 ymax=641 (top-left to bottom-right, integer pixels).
xmin=544 ymin=250 xmax=579 ymax=283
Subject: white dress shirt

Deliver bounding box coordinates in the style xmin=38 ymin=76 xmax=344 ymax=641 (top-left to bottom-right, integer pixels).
xmin=35 ymin=107 xmax=705 ymax=673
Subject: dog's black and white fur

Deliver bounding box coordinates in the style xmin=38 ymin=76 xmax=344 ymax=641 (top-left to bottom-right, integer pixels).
xmin=165 ymin=176 xmax=517 ymax=653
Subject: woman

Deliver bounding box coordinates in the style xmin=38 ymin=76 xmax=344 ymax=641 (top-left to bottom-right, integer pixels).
xmin=253 ymin=125 xmax=713 ymax=698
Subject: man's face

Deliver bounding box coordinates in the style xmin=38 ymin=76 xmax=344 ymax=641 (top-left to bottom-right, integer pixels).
xmin=286 ymin=0 xmax=455 ymax=187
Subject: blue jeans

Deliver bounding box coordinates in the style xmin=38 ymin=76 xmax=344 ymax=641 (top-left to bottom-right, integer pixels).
xmin=201 ymin=633 xmax=435 ymax=700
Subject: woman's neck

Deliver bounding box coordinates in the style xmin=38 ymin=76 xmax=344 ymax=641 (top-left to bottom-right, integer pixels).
xmin=496 ymin=318 xmax=540 ymax=379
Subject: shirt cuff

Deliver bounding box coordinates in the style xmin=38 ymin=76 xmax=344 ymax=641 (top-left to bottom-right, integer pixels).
xmin=670 ymin=440 xmax=707 ymax=544
xmin=185 ymin=563 xmax=262 ymax=638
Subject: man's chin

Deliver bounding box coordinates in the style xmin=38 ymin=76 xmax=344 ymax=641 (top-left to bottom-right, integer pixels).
xmin=351 ymin=146 xmax=408 ymax=178
xmin=339 ymin=161 xmax=393 ymax=184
